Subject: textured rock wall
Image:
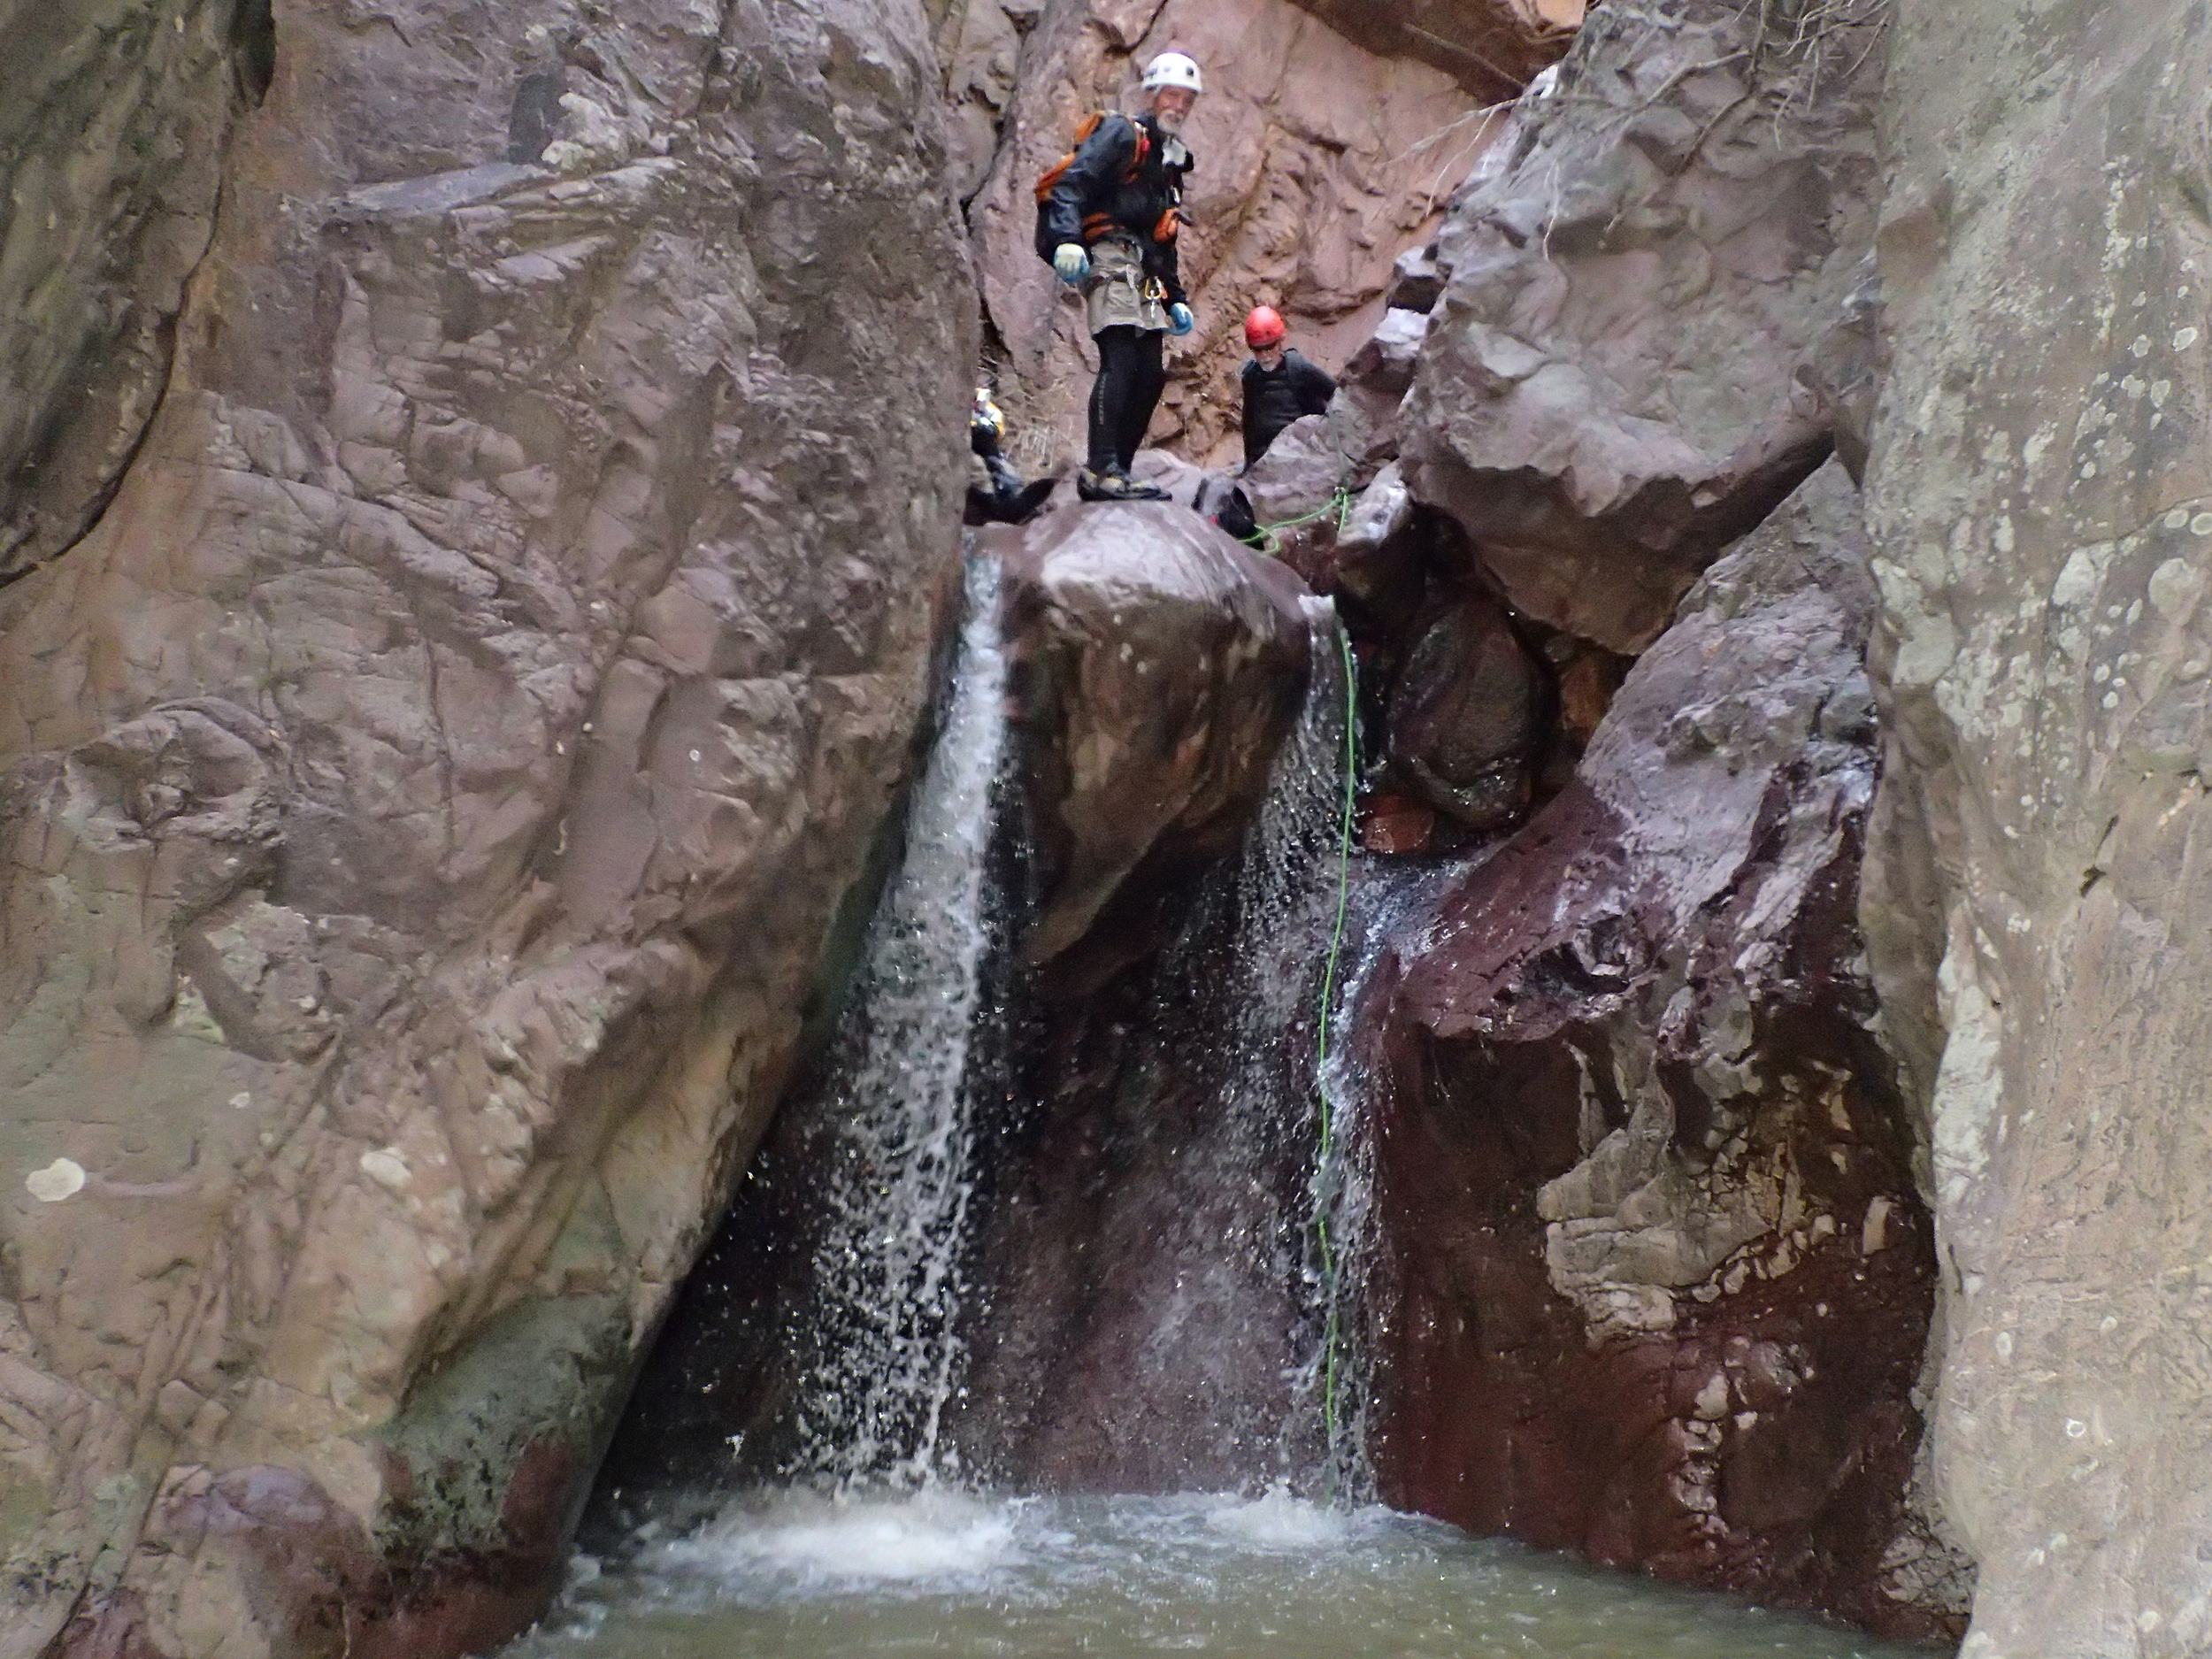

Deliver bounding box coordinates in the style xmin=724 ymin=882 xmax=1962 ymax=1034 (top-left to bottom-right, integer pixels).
xmin=1865 ymin=2 xmax=2212 ymax=1650
xmin=1396 ymin=0 xmax=1884 ymax=655
xmin=1368 ymin=464 xmax=1964 ymax=1636
xmin=0 ymin=0 xmax=972 ymax=1652
xmin=1207 ymin=1 xmax=1968 ymax=1629
xmin=959 ymin=0 xmax=1563 ymax=471
xmin=1 ymin=0 xmax=251 ymax=580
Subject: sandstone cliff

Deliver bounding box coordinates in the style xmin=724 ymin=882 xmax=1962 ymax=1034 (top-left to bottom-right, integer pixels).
xmin=0 ymin=0 xmax=972 ymax=1652
xmin=1865 ymin=2 xmax=2212 ymax=1649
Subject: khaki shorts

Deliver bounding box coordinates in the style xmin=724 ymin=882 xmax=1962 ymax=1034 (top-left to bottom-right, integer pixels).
xmin=1083 ymin=234 xmax=1170 ymax=335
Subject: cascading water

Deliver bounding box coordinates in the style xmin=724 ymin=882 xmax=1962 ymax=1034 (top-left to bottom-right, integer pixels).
xmin=944 ymin=595 xmax=1372 ymax=1496
xmin=541 ymin=561 xmax=1948 ymax=1659
xmin=787 ymin=553 xmax=1011 ymax=1488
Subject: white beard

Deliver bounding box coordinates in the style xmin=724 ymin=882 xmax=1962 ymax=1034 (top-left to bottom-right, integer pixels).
xmin=1152 ymin=107 xmax=1186 ymax=135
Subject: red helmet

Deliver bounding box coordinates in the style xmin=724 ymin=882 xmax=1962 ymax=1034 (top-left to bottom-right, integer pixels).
xmin=1244 ymin=305 xmax=1286 ymax=349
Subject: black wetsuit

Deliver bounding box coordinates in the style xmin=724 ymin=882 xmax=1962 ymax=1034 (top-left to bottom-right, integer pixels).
xmin=1240 ymin=349 xmax=1337 ymax=467
xmin=1042 ymin=113 xmax=1194 ymax=476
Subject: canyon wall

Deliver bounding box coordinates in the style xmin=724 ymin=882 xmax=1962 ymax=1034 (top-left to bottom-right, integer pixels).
xmin=0 ymin=0 xmax=972 ymax=1652
xmin=1865 ymin=2 xmax=2212 ymax=1651
xmin=1223 ymin=0 xmax=1970 ymax=1632
xmin=951 ymin=0 xmax=1575 ymax=471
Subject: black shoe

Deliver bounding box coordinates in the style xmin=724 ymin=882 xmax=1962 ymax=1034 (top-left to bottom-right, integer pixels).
xmin=1078 ymin=465 xmax=1168 ymax=503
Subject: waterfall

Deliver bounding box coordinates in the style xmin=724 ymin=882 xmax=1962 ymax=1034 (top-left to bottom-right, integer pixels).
xmin=1111 ymin=596 xmax=1369 ymax=1497
xmin=788 ymin=554 xmax=1011 ymax=1488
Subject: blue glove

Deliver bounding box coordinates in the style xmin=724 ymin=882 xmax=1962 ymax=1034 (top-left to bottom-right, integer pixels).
xmin=1168 ymin=303 xmax=1194 ymax=335
xmin=1053 ymin=243 xmax=1090 ymax=286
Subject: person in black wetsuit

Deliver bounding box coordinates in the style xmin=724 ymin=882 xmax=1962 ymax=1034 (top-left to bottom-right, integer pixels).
xmin=1239 ymin=305 xmax=1336 ymax=470
xmin=965 ymin=386 xmax=1054 ymax=525
xmin=1040 ymin=51 xmax=1203 ymax=502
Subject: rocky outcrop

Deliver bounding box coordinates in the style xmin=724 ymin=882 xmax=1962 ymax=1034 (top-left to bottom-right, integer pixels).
xmin=1367 ymin=464 xmax=1968 ymax=1635
xmin=960 ymin=0 xmax=1553 ymax=471
xmin=1863 ymin=2 xmax=2212 ymax=1648
xmin=1 ymin=0 xmax=253 ymax=581
xmin=1396 ymin=0 xmax=1884 ymax=653
xmin=992 ymin=500 xmax=1311 ymax=976
xmin=0 ymin=0 xmax=972 ymax=1652
xmin=1384 ymin=588 xmax=1548 ymax=830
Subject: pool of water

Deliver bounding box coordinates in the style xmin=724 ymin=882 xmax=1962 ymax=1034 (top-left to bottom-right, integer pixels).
xmin=511 ymin=1488 xmax=1946 ymax=1659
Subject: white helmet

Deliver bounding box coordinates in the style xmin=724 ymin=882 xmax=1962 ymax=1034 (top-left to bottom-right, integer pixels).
xmin=1141 ymin=51 xmax=1203 ymax=96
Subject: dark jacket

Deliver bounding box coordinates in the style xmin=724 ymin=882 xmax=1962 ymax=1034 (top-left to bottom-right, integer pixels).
xmin=1041 ymin=113 xmax=1193 ymax=306
xmin=1240 ymin=349 xmax=1337 ymax=466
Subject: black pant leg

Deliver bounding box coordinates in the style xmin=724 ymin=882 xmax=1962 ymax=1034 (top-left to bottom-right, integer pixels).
xmin=1087 ymin=327 xmax=1139 ymax=473
xmin=1114 ymin=329 xmax=1165 ymax=472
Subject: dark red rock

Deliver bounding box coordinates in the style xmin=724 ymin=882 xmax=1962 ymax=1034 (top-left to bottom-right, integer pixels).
xmin=1360 ymin=464 xmax=1969 ymax=1636
xmin=1362 ymin=791 xmax=1437 ymax=854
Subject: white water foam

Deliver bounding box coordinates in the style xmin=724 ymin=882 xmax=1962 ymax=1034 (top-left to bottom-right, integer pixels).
xmin=1201 ymin=1486 xmax=1368 ymax=1551
xmin=657 ymin=1488 xmax=1026 ymax=1588
xmin=793 ymin=555 xmax=1012 ymax=1487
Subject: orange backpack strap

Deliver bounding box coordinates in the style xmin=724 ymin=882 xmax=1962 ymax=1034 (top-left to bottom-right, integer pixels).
xmin=1033 ymin=112 xmax=1147 ymax=204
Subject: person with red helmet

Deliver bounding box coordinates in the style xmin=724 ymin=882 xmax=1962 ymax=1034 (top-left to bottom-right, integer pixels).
xmin=1238 ymin=305 xmax=1336 ymax=469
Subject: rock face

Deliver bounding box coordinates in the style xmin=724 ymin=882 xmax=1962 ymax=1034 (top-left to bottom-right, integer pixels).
xmin=959 ymin=0 xmax=1552 ymax=471
xmin=1367 ymin=464 xmax=1967 ymax=1635
xmin=2 ymin=0 xmax=250 ymax=580
xmin=1863 ymin=3 xmax=2212 ymax=1648
xmin=0 ymin=0 xmax=972 ymax=1652
xmin=1384 ymin=588 xmax=1548 ymax=830
xmin=1396 ymin=0 xmax=1883 ymax=653
xmin=992 ymin=500 xmax=1311 ymax=973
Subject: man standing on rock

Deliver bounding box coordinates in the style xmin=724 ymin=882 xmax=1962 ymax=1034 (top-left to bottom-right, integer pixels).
xmin=1041 ymin=50 xmax=1202 ymax=502
xmin=1239 ymin=305 xmax=1336 ymax=469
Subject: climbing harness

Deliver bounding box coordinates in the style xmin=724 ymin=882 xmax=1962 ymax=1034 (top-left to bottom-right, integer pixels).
xmin=1310 ymin=620 xmax=1360 ymax=1493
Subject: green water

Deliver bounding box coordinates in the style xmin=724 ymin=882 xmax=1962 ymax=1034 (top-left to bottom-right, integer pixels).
xmin=508 ymin=1488 xmax=1946 ymax=1658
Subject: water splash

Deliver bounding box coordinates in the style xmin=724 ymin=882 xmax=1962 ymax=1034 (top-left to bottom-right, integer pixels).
xmin=790 ymin=555 xmax=1011 ymax=1488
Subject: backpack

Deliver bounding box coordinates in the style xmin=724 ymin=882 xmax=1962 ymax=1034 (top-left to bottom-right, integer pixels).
xmin=1033 ymin=112 xmax=1148 ymax=262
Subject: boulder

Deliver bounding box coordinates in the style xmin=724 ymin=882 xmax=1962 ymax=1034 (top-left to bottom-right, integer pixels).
xmin=990 ymin=500 xmax=1312 ymax=978
xmin=1367 ymin=464 xmax=1970 ymax=1635
xmin=1396 ymin=0 xmax=1883 ymax=653
xmin=1863 ymin=1 xmax=2212 ymax=1646
xmin=1384 ymin=588 xmax=1548 ymax=830
xmin=0 ymin=0 xmax=973 ymax=1652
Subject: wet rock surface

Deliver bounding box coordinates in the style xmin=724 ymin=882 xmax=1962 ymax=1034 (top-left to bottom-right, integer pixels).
xmin=0 ymin=0 xmax=972 ymax=1651
xmin=1396 ymin=0 xmax=1883 ymax=653
xmin=1363 ymin=465 xmax=1968 ymax=1635
xmin=1863 ymin=2 xmax=2212 ymax=1647
xmin=597 ymin=497 xmax=1319 ymax=1501
xmin=1384 ymin=588 xmax=1548 ymax=830
xmin=0 ymin=0 xmax=250 ymax=582
xmin=992 ymin=500 xmax=1312 ymax=978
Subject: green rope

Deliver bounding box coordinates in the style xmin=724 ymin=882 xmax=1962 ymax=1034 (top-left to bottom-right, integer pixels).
xmin=1256 ymin=485 xmax=1356 ymax=558
xmin=1311 ymin=619 xmax=1359 ymax=1495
